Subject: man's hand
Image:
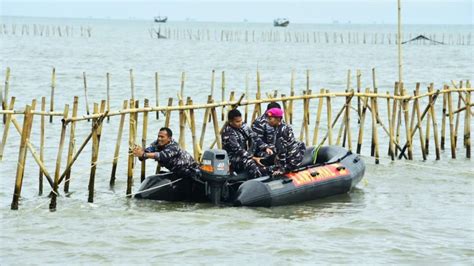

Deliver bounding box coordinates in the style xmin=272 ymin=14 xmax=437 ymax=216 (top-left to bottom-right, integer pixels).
xmin=252 ymin=156 xmax=264 ymax=166
xmin=265 ymin=148 xmax=273 ymax=155
xmin=132 ymin=146 xmax=145 ymax=158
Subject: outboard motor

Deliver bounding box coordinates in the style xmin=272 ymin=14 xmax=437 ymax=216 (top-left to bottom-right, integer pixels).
xmin=200 ymin=149 xmax=231 ymax=205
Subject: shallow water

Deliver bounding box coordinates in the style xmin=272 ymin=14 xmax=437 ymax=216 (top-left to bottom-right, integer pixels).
xmin=0 ymin=17 xmax=473 ymax=264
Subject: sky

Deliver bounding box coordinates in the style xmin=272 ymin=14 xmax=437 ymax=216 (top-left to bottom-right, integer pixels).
xmin=1 ymin=0 xmax=473 ymax=24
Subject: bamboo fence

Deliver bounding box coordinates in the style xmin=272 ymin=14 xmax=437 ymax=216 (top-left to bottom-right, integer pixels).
xmin=0 ymin=69 xmax=472 ymax=211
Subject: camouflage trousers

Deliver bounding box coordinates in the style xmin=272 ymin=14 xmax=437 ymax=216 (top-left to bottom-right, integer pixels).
xmin=230 ymin=157 xmax=269 ymax=178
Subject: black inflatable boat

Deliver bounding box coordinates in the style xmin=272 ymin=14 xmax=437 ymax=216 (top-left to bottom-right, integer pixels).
xmin=135 ymin=145 xmax=365 ymax=207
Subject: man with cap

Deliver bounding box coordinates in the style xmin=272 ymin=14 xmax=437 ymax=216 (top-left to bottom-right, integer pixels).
xmin=251 ymin=102 xmax=282 ymax=159
xmin=132 ymin=127 xmax=199 ymax=179
xmin=221 ymin=109 xmax=273 ymax=178
xmin=266 ymin=107 xmax=306 ymax=176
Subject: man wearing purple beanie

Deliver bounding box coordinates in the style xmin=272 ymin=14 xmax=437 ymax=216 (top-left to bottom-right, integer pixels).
xmin=266 ymin=107 xmax=306 ymax=175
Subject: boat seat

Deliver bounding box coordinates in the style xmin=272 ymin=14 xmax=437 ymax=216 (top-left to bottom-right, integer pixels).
xmin=300 ymin=147 xmax=316 ymax=166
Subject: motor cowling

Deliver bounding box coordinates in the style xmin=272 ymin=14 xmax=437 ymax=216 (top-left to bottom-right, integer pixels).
xmin=200 ymin=149 xmax=231 ymax=205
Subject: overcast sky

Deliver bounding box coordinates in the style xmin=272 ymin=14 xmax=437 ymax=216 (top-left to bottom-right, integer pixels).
xmin=1 ymin=0 xmax=473 ymax=24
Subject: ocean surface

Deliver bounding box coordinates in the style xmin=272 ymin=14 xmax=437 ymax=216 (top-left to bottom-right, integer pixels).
xmin=0 ymin=16 xmax=473 ymax=264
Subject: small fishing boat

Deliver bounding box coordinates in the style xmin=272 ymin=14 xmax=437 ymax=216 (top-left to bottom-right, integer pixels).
xmin=154 ymin=16 xmax=168 ymax=23
xmin=135 ymin=146 xmax=365 ymax=207
xmin=273 ymin=18 xmax=290 ymax=27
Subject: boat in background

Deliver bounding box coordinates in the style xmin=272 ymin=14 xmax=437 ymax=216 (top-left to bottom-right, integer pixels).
xmin=274 ymin=18 xmax=289 ymax=27
xmin=154 ymin=16 xmax=168 ymax=23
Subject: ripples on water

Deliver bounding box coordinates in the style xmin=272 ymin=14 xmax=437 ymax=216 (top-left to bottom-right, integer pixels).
xmin=1 ymin=17 xmax=473 ymax=264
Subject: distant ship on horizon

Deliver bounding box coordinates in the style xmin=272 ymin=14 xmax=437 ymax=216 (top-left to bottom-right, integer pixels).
xmin=274 ymin=18 xmax=289 ymax=27
xmin=154 ymin=16 xmax=168 ymax=23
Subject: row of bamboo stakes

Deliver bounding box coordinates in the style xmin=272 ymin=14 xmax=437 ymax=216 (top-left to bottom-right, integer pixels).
xmin=0 ymin=24 xmax=93 ymax=38
xmin=150 ymin=28 xmax=472 ymax=45
xmin=0 ymin=69 xmax=472 ymax=211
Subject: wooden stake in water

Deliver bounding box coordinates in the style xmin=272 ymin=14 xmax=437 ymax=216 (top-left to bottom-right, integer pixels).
xmin=326 ymin=90 xmax=333 ymax=145
xmin=39 ymin=97 xmax=46 ymax=195
xmin=49 ymin=104 xmax=69 ymax=211
xmin=464 ymin=84 xmax=471 ymax=158
xmin=441 ymin=89 xmax=447 ymax=150
xmin=221 ymin=71 xmax=225 ymax=121
xmin=155 ymin=72 xmax=160 ymax=120
xmin=83 ymin=72 xmax=91 ymax=121
xmin=11 ymin=105 xmax=34 ymax=210
xmin=110 ymin=100 xmax=128 ymax=187
xmin=127 ymin=100 xmax=136 ymax=197
xmin=312 ymin=89 xmax=324 ymax=145
xmin=50 ymin=67 xmax=56 ymax=123
xmin=0 ymin=97 xmax=15 ymax=160
xmin=141 ymin=99 xmax=149 ymax=182
xmin=130 ymin=69 xmax=135 ymax=100
xmin=64 ymin=96 xmax=78 ymax=193
xmin=2 ymin=67 xmax=10 ymax=124
xmin=428 ymin=84 xmax=441 ymax=160
xmin=447 ymin=87 xmax=456 ymax=158
xmin=106 ymin=72 xmax=111 ymax=122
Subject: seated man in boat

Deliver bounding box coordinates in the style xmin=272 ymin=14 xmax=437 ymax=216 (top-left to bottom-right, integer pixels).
xmin=221 ymin=109 xmax=273 ymax=178
xmin=132 ymin=127 xmax=199 ymax=179
xmin=266 ymin=108 xmax=306 ymax=176
xmin=251 ymin=102 xmax=282 ymax=160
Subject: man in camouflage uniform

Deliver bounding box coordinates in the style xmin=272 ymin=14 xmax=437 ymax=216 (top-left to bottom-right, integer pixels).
xmin=221 ymin=109 xmax=273 ymax=178
xmin=251 ymin=102 xmax=281 ymax=158
xmin=266 ymin=108 xmax=306 ymax=175
xmin=132 ymin=127 xmax=199 ymax=179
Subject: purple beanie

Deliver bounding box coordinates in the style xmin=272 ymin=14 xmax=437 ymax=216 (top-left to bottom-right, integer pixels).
xmin=266 ymin=107 xmax=284 ymax=118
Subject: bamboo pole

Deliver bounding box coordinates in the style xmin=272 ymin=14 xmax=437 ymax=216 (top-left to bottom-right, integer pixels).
xmin=447 ymin=87 xmax=456 ymax=158
xmin=356 ymin=70 xmax=361 ymax=120
xmin=49 ymin=67 xmax=56 ymax=123
xmin=164 ymin=97 xmax=173 ymax=128
xmin=252 ymin=71 xmax=262 ymax=123
xmin=312 ymin=88 xmax=324 ymax=145
xmin=39 ymin=97 xmax=46 ymax=195
xmin=245 ymin=73 xmax=249 ymax=123
xmin=428 ymin=84 xmax=441 ymax=160
xmin=210 ymin=99 xmax=222 ymax=149
xmin=106 ymin=72 xmax=111 ymax=122
xmin=454 ymin=81 xmax=463 ymax=148
xmin=357 ymin=89 xmax=370 ymax=154
xmin=210 ymin=69 xmax=215 ymax=99
xmin=127 ymin=100 xmax=136 ymax=197
xmin=441 ymin=90 xmax=447 ymax=150
xmin=83 ymin=72 xmax=90 ymax=121
xmin=345 ymin=90 xmax=353 ymax=151
xmin=289 ymin=70 xmax=295 ymax=124
xmin=141 ymin=99 xmax=149 ymax=182
xmin=199 ymin=96 xmax=212 ymax=153
xmin=386 ymin=91 xmax=394 ymax=160
xmin=326 ymin=90 xmax=333 ymax=145
xmin=180 ymin=71 xmax=185 ymax=99
xmin=425 ymin=84 xmax=432 ymax=154
xmin=64 ymin=96 xmax=78 ymax=193
xmin=88 ymin=104 xmax=100 ymax=202
xmin=402 ymin=87 xmax=413 ymax=160
xmin=11 ymin=105 xmax=34 ymax=210
xmin=221 ymin=71 xmax=225 ymax=121
xmin=178 ymin=98 xmax=186 ymax=149
xmin=155 ymin=72 xmax=160 ymax=120
xmin=110 ymin=100 xmax=128 ymax=186
xmin=0 ymin=97 xmax=15 ymax=160
xmin=188 ymin=98 xmax=200 ymax=160
xmin=370 ymin=96 xmax=380 ymax=164
xmin=130 ymin=69 xmax=135 ymax=100
xmin=465 ymin=85 xmax=471 ymax=158
xmin=2 ymin=67 xmax=10 ymax=124
xmin=414 ymin=88 xmax=427 ymax=160
xmin=49 ymin=104 xmax=69 ymax=211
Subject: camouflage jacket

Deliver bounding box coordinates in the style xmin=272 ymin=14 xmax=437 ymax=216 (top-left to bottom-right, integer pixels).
xmin=221 ymin=123 xmax=268 ymax=162
xmin=274 ymin=123 xmax=306 ymax=171
xmin=143 ymin=139 xmax=198 ymax=173
xmin=251 ymin=113 xmax=276 ymax=148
